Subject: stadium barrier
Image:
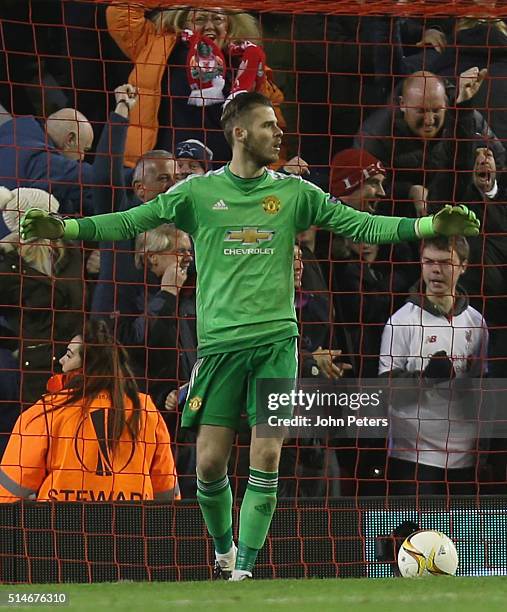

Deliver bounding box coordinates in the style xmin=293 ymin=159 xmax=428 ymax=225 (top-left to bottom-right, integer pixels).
xmin=1 ymin=497 xmax=506 ymax=583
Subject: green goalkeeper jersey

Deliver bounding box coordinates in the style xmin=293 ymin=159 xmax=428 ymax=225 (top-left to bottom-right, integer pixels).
xmin=74 ymin=165 xmax=419 ymax=356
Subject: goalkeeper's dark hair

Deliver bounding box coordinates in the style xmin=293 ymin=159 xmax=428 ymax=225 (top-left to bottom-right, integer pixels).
xmin=221 ymin=92 xmax=273 ymax=147
xmin=421 ymin=235 xmax=470 ymax=263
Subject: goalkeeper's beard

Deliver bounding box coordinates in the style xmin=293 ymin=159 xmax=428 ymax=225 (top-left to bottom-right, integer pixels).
xmin=243 ymin=134 xmax=279 ymax=167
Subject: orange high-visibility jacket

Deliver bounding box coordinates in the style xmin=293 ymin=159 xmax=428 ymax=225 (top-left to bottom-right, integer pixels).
xmin=106 ymin=1 xmax=287 ymax=167
xmin=0 ymin=391 xmax=180 ymax=502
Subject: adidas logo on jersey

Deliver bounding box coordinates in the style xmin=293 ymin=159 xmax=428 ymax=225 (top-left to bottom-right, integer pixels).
xmin=212 ymin=199 xmax=229 ymax=210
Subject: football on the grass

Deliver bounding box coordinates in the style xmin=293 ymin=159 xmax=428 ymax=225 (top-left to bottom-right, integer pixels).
xmin=397 ymin=529 xmax=459 ymax=577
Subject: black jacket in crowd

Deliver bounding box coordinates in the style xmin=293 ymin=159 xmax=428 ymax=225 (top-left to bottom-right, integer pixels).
xmin=0 ymin=247 xmax=84 ymax=406
xmin=332 ymin=254 xmax=412 ymax=378
xmin=354 ymin=99 xmax=504 ymax=208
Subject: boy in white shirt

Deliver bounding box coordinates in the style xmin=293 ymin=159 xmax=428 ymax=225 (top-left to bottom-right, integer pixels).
xmin=379 ymin=236 xmax=488 ymax=494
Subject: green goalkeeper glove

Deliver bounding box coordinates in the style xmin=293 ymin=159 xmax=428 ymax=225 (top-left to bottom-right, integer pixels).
xmin=20 ymin=208 xmax=78 ymax=240
xmin=417 ymin=204 xmax=480 ymax=238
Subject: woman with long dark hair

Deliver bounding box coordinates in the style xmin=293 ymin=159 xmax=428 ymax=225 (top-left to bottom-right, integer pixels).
xmin=0 ymin=319 xmax=180 ymax=502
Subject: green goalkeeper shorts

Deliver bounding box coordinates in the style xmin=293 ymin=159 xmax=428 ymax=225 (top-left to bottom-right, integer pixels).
xmin=181 ymin=337 xmax=298 ymax=430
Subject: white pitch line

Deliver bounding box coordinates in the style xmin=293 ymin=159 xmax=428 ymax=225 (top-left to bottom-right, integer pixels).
xmin=165 ymin=591 xmax=505 ymax=607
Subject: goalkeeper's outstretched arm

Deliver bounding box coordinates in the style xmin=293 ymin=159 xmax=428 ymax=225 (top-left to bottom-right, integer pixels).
xmin=21 ymin=181 xmax=197 ymax=242
xmin=296 ymin=180 xmax=480 ymax=243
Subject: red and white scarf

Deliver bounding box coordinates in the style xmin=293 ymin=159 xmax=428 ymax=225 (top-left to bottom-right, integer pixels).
xmin=185 ymin=31 xmax=266 ymax=107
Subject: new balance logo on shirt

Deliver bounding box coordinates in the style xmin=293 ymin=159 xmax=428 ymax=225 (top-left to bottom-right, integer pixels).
xmin=212 ymin=199 xmax=229 ymax=210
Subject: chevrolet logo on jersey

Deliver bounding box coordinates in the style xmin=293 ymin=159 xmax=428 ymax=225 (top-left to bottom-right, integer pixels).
xmin=225 ymin=228 xmax=275 ymax=245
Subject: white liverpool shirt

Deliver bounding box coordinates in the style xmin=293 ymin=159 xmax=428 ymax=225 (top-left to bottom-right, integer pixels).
xmin=379 ymin=294 xmax=488 ymax=469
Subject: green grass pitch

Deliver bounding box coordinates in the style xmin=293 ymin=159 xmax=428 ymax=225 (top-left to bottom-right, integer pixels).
xmin=2 ymin=577 xmax=506 ymax=611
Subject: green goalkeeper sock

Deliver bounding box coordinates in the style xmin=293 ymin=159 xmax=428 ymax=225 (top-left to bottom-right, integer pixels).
xmin=236 ymin=468 xmax=278 ymax=572
xmin=197 ymin=475 xmax=233 ymax=554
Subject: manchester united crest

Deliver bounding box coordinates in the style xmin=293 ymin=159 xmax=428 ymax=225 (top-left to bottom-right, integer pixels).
xmin=262 ymin=195 xmax=281 ymax=215
xmin=188 ymin=396 xmax=202 ymax=412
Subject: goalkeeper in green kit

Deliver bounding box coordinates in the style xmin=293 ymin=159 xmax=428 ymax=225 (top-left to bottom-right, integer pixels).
xmin=21 ymin=92 xmax=480 ymax=581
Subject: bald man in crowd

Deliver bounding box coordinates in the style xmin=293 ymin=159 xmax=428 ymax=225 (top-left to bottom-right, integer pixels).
xmin=0 ymin=86 xmax=136 ymax=214
xmin=354 ymin=68 xmax=505 ymax=217
xmin=45 ymin=109 xmax=94 ymax=162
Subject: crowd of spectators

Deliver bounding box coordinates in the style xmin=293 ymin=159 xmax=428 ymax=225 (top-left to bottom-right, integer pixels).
xmin=1 ymin=1 xmax=506 ymax=500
